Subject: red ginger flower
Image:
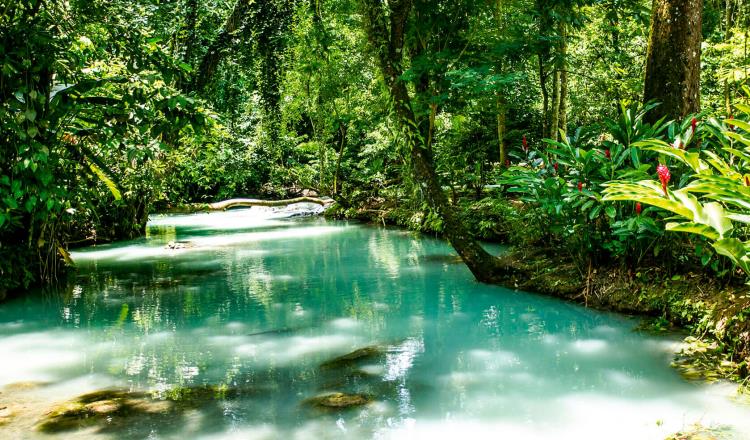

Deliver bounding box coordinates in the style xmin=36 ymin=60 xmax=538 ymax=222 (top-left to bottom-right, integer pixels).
xmin=577 ymin=181 xmax=583 ymax=192
xmin=657 ymin=164 xmax=670 ymax=196
xmin=522 ymin=135 xmax=528 ymax=152
xmin=691 ymin=117 xmax=697 ymax=134
xmin=553 ymin=162 xmax=559 ymax=172
xmin=605 ymin=149 xmax=611 ymax=159
xmin=635 ymin=202 xmax=642 ymax=215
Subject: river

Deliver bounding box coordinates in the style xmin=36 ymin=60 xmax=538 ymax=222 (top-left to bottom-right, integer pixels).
xmin=0 ymin=207 xmax=748 ymax=439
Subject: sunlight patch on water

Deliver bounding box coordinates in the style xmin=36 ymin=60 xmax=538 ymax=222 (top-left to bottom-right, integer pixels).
xmin=0 ymin=331 xmax=87 ymax=386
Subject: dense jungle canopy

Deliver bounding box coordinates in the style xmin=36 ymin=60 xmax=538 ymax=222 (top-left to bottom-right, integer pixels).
xmin=1 ymin=0 xmax=749 ymax=294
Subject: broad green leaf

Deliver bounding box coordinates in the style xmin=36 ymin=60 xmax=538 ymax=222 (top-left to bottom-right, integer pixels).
xmin=603 ymin=181 xmax=693 ymax=218
xmin=735 ymin=103 xmax=750 ymax=116
xmin=726 ymin=118 xmax=750 ymax=133
xmin=88 ymin=162 xmax=122 ymax=201
xmin=724 ymin=132 xmax=750 ymax=148
xmin=713 ymin=238 xmax=750 ymax=274
xmin=665 ymin=222 xmax=719 ymax=240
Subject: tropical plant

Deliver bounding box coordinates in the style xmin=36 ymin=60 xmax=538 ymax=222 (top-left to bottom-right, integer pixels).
xmin=603 ymin=103 xmax=750 ymax=276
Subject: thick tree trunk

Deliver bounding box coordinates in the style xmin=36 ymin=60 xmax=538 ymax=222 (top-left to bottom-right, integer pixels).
xmin=360 ymin=0 xmax=502 ymax=282
xmin=643 ymin=0 xmax=703 ymax=121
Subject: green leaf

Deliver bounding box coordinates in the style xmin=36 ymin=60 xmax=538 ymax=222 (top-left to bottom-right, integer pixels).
xmin=665 ymin=222 xmax=719 ymax=240
xmin=88 ymin=162 xmax=122 ymax=201
xmin=713 ymin=238 xmax=750 ymax=274
xmin=603 ymin=181 xmax=693 ymax=218
xmin=726 ymin=118 xmax=750 ymax=133
xmin=632 ymin=140 xmax=711 ymax=174
xmin=605 ymin=205 xmax=616 ymax=219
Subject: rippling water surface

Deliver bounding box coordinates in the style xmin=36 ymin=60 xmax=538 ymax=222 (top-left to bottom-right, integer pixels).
xmin=1 ymin=207 xmax=748 ymax=439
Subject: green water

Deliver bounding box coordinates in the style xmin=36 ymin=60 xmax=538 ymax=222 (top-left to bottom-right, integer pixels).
xmin=1 ymin=208 xmax=748 ymax=439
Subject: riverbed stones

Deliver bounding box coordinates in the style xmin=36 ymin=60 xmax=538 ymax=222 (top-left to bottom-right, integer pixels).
xmin=34 ymin=384 xmax=250 ymax=433
xmin=320 ymin=346 xmax=384 ymax=369
xmin=303 ymin=392 xmax=372 ymax=409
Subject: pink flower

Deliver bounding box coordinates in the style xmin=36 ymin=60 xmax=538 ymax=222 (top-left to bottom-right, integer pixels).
xmin=635 ymin=202 xmax=642 ymax=215
xmin=657 ymin=164 xmax=670 ymax=196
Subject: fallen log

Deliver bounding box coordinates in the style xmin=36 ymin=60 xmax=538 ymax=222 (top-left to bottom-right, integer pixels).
xmin=164 ymin=197 xmax=335 ymax=213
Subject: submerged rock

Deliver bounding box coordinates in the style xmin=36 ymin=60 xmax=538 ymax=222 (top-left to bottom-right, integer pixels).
xmin=303 ymin=392 xmax=372 ymax=410
xmin=36 ymin=389 xmax=169 ymax=433
xmin=34 ymin=384 xmax=253 ymax=433
xmin=320 ymin=346 xmax=384 ymax=369
xmin=2 ymin=381 xmax=50 ymax=391
xmin=165 ymin=241 xmax=193 ymax=250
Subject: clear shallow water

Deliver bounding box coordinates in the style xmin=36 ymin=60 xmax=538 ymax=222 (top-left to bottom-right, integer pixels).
xmin=1 ymin=207 xmax=748 ymax=439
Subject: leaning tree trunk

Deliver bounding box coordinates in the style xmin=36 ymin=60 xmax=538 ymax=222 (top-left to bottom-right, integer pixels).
xmin=360 ymin=0 xmax=501 ymax=282
xmin=643 ymin=0 xmax=703 ymax=122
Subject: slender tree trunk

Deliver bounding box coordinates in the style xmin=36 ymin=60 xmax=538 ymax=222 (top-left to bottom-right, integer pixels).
xmin=558 ymin=23 xmax=568 ymax=136
xmin=539 ymin=54 xmax=549 ymax=138
xmin=360 ymin=0 xmax=501 ymax=282
xmin=193 ymin=0 xmax=254 ymax=91
xmin=496 ymin=97 xmax=506 ymax=165
xmin=183 ymin=0 xmax=199 ymax=65
xmin=550 ymin=69 xmax=560 ymax=141
xmin=333 ymin=124 xmax=348 ymax=195
xmin=493 ymin=0 xmax=507 ymax=164
xmin=643 ymin=0 xmax=703 ymax=121
xmin=724 ymin=0 xmax=733 ymax=114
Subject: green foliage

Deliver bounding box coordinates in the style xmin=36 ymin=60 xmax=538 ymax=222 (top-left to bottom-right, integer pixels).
xmin=0 ymin=0 xmax=207 ymax=290
xmin=604 ymin=103 xmax=750 ymax=278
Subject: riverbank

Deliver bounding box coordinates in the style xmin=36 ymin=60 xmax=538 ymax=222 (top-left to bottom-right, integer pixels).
xmin=326 ymin=200 xmax=750 ymax=387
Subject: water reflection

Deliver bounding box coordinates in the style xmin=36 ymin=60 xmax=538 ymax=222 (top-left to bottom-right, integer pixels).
xmin=0 ymin=210 xmax=748 ymax=439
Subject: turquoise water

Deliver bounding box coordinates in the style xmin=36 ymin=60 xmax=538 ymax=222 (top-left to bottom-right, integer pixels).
xmin=0 ymin=207 xmax=748 ymax=439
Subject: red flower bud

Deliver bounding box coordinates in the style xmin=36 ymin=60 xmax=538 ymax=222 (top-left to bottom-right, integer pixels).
xmin=522 ymin=135 xmax=528 ymax=152
xmin=635 ymin=202 xmax=642 ymax=215
xmin=605 ymin=149 xmax=611 ymax=159
xmin=657 ymin=164 xmax=670 ymax=196
xmin=578 ymin=181 xmax=583 ymax=192
xmin=553 ymin=162 xmax=559 ymax=172
xmin=691 ymin=117 xmax=697 ymax=134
